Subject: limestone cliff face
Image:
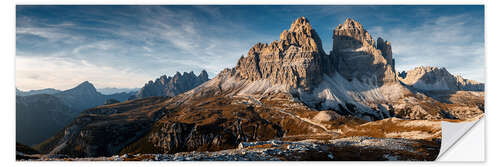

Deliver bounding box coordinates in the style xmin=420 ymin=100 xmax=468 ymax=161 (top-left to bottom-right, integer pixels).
xmin=399 ymin=66 xmax=484 ymax=91
xmin=333 ymin=18 xmax=397 ymax=85
xmin=235 ymin=17 xmax=333 ymax=91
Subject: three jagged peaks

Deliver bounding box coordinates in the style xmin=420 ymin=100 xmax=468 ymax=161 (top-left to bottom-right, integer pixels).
xmin=234 ymin=17 xmax=398 ymax=91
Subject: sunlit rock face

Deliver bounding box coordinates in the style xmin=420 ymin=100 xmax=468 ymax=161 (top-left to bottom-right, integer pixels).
xmin=235 ymin=17 xmax=334 ymax=91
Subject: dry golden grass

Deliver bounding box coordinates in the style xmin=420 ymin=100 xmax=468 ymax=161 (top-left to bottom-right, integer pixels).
xmin=338 ymin=118 xmax=441 ymax=140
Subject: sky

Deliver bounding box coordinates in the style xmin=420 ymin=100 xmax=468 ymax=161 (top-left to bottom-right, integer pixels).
xmin=16 ymin=5 xmax=484 ymax=90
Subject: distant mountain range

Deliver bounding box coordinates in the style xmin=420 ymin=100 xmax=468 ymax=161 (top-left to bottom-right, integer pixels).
xmin=16 ymin=94 xmax=76 ymax=146
xmin=17 ymin=71 xmax=211 ymax=146
xmin=16 ymin=81 xmax=136 ymax=146
xmin=17 ymin=86 xmax=140 ymax=96
xmin=136 ymin=70 xmax=209 ymax=98
xmin=16 ymin=88 xmax=61 ymax=96
xmin=97 ymin=87 xmax=140 ymax=95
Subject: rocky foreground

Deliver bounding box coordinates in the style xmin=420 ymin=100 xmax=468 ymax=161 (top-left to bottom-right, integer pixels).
xmin=19 ymin=137 xmax=439 ymax=161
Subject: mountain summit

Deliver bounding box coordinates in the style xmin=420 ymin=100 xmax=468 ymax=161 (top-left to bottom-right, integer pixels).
xmin=333 ymin=18 xmax=397 ymax=85
xmin=235 ymin=16 xmax=330 ymax=90
xmin=63 ymin=81 xmax=99 ymax=95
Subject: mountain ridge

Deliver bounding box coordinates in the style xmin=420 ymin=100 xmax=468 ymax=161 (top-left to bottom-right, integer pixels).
xmin=136 ymin=70 xmax=209 ymax=98
xmin=97 ymin=87 xmax=140 ymax=95
xmin=16 ymin=88 xmax=62 ymax=96
xmin=399 ymin=66 xmax=484 ymax=91
xmin=16 ymin=81 xmax=136 ymax=146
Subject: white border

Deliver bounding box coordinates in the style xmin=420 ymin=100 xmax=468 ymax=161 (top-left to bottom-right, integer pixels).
xmin=438 ymin=118 xmax=485 ymax=161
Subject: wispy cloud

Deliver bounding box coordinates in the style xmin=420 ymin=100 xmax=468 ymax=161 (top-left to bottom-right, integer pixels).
xmin=72 ymin=41 xmax=116 ymax=54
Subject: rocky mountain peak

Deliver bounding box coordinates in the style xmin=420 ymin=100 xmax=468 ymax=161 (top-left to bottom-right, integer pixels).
xmin=333 ymin=18 xmax=397 ymax=85
xmin=288 ymin=16 xmax=310 ymax=31
xmin=78 ymin=81 xmax=93 ymax=87
xmin=334 ymin=18 xmax=375 ymax=48
xmin=342 ymin=18 xmax=364 ymax=30
xmin=401 ymin=66 xmax=451 ymax=80
xmin=234 ymin=16 xmax=328 ymax=90
xmin=399 ymin=66 xmax=484 ymax=91
xmin=198 ymin=70 xmax=209 ymax=80
xmin=137 ymin=70 xmax=210 ymax=98
xmin=376 ymin=37 xmax=393 ymax=62
xmin=280 ymin=17 xmax=323 ymax=52
xmin=174 ymin=72 xmax=182 ymax=78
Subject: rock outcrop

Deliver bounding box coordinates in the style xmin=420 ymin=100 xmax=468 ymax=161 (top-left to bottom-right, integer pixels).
xmin=399 ymin=66 xmax=484 ymax=91
xmin=136 ymin=70 xmax=209 ymax=98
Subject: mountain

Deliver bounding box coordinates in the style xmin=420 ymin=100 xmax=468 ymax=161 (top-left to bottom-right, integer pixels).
xmin=136 ymin=70 xmax=209 ymax=98
xmin=16 ymin=81 xmax=136 ymax=146
xmin=181 ymin=17 xmax=409 ymax=120
xmin=399 ymin=66 xmax=484 ymax=91
xmin=16 ymin=94 xmax=76 ymax=146
xmin=16 ymin=88 xmax=61 ymax=96
xmin=333 ymin=18 xmax=397 ymax=85
xmin=36 ymin=17 xmax=483 ymax=159
xmin=53 ymin=81 xmax=105 ymax=111
xmin=235 ymin=17 xmax=330 ymax=90
xmin=53 ymin=81 xmax=135 ymax=111
xmin=97 ymin=87 xmax=140 ymax=95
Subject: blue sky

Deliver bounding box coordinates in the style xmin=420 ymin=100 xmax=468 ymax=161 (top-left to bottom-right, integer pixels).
xmin=16 ymin=5 xmax=484 ymax=90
